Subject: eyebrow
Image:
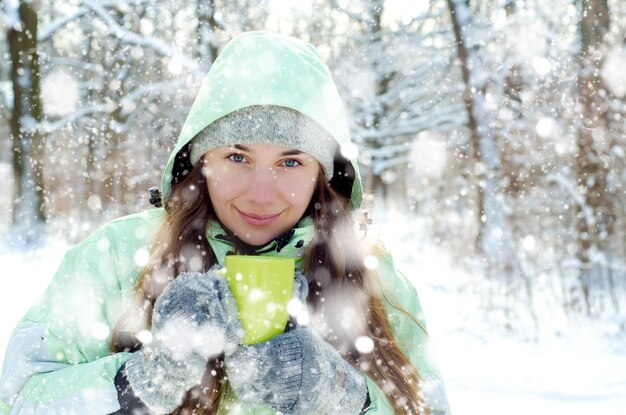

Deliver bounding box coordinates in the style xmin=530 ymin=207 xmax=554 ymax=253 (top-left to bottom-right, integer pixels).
xmin=233 ymin=144 xmax=303 ymax=156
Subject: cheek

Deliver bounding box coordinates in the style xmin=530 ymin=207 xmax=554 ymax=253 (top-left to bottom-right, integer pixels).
xmin=282 ymin=176 xmax=317 ymax=205
xmin=206 ymin=169 xmax=242 ymax=202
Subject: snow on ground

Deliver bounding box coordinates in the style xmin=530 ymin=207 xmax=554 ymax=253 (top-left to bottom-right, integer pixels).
xmin=0 ymin=163 xmax=12 ymax=238
xmin=1 ymin=209 xmax=626 ymax=414
xmin=368 ymin=207 xmax=626 ymax=415
xmin=406 ymin=245 xmax=626 ymax=415
xmin=0 ymin=242 xmax=67 ymax=357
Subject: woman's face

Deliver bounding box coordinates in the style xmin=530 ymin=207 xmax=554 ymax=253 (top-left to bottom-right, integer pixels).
xmin=203 ymin=143 xmax=320 ymax=246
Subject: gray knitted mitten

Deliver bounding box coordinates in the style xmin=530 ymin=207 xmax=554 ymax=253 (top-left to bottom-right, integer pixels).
xmin=225 ymin=327 xmax=368 ymax=415
xmin=125 ymin=271 xmax=243 ymax=414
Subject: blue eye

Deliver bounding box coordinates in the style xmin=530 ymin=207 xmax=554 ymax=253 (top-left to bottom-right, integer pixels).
xmin=283 ymin=159 xmax=300 ymax=168
xmin=229 ymin=154 xmax=245 ymax=163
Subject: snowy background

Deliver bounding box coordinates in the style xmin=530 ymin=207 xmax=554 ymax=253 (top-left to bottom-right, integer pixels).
xmin=3 ymin=0 xmax=626 ymax=413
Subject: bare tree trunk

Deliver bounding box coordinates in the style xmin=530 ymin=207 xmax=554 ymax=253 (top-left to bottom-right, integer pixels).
xmin=504 ymin=0 xmax=516 ymax=16
xmin=447 ymin=0 xmax=538 ymax=332
xmin=8 ymin=1 xmax=46 ymax=245
xmin=447 ymin=0 xmax=486 ymax=248
xmin=575 ymin=0 xmax=612 ymax=315
xmin=447 ymin=0 xmax=514 ymax=264
xmin=197 ymin=0 xmax=220 ymax=70
xmin=360 ymin=0 xmax=393 ymax=204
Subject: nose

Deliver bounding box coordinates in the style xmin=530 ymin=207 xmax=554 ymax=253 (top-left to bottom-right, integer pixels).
xmin=243 ymin=166 xmax=278 ymax=205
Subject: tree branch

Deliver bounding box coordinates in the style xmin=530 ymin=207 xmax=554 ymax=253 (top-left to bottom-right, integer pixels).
xmin=83 ymin=0 xmax=200 ymax=74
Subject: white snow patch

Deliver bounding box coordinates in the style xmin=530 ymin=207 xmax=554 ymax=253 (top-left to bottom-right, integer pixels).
xmin=41 ymin=70 xmax=80 ymax=117
xmin=288 ymin=298 xmax=309 ymax=326
xmin=601 ymin=46 xmax=626 ymax=98
xmin=535 ymin=117 xmax=555 ymax=138
xmin=90 ymin=322 xmax=110 ymax=340
xmin=355 ymin=335 xmax=374 ymax=354
xmin=136 ymin=329 xmax=153 ymax=345
xmin=522 ymin=235 xmax=536 ymax=252
xmin=340 ymin=142 xmax=359 ymax=160
xmin=363 ymin=255 xmax=379 ymax=270
xmin=167 ymin=55 xmax=184 ymax=76
xmin=157 ymin=316 xmax=226 ymax=360
xmin=140 ymin=18 xmax=154 ymax=36
xmin=531 ymin=56 xmax=552 ymax=77
xmin=409 ymin=134 xmax=448 ymax=179
xmin=97 ymin=237 xmax=110 ymax=252
xmin=133 ymin=247 xmax=150 ymax=267
xmin=247 ymin=288 xmax=265 ymax=302
xmin=87 ymin=194 xmax=102 ymax=211
xmin=0 ymin=241 xmax=67 ymax=358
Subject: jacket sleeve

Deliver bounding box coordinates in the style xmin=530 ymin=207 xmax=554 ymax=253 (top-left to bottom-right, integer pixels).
xmin=0 ymin=213 xmax=159 ymax=415
xmin=364 ymin=252 xmax=451 ymax=415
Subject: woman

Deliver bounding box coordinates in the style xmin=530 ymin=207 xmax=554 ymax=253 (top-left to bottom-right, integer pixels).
xmin=0 ymin=32 xmax=449 ymax=415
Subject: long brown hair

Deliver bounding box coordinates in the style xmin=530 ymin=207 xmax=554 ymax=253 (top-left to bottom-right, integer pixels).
xmin=111 ymin=156 xmax=429 ymax=415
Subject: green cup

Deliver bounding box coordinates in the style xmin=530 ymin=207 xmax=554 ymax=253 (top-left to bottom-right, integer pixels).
xmin=224 ymin=255 xmax=295 ymax=344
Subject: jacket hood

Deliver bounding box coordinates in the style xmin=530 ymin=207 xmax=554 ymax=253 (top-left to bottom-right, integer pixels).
xmin=160 ymin=31 xmax=363 ymax=210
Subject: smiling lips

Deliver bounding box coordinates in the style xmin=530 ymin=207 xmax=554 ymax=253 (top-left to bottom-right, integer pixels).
xmin=237 ymin=209 xmax=282 ymax=226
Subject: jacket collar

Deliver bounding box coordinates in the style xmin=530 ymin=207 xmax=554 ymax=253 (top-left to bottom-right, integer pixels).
xmin=206 ymin=216 xmax=314 ymax=269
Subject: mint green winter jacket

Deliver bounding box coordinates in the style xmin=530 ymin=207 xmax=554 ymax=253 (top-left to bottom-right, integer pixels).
xmin=0 ymin=31 xmax=449 ymax=414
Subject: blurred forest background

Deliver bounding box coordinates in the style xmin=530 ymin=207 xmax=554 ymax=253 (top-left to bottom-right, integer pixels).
xmin=1 ymin=0 xmax=626 ymax=339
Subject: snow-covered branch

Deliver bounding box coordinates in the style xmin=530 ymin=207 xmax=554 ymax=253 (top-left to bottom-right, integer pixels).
xmin=82 ymin=0 xmax=200 ymax=74
xmin=546 ymin=173 xmax=596 ymax=228
xmin=119 ymin=79 xmax=191 ymax=116
xmin=371 ymin=155 xmax=410 ymax=175
xmin=39 ymin=7 xmax=91 ymax=42
xmin=329 ymin=0 xmax=376 ymax=26
xmin=46 ymin=57 xmax=105 ymax=76
xmin=40 ymin=103 xmax=113 ymax=133
xmin=355 ymin=107 xmax=466 ymax=141
xmin=0 ymin=0 xmax=20 ymax=33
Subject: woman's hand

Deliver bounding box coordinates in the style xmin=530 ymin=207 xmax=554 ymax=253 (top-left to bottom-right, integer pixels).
xmin=123 ymin=270 xmax=243 ymax=414
xmin=225 ymin=326 xmax=368 ymax=415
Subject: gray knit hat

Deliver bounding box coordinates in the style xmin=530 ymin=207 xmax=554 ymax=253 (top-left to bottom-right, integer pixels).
xmin=190 ymin=105 xmax=337 ymax=181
